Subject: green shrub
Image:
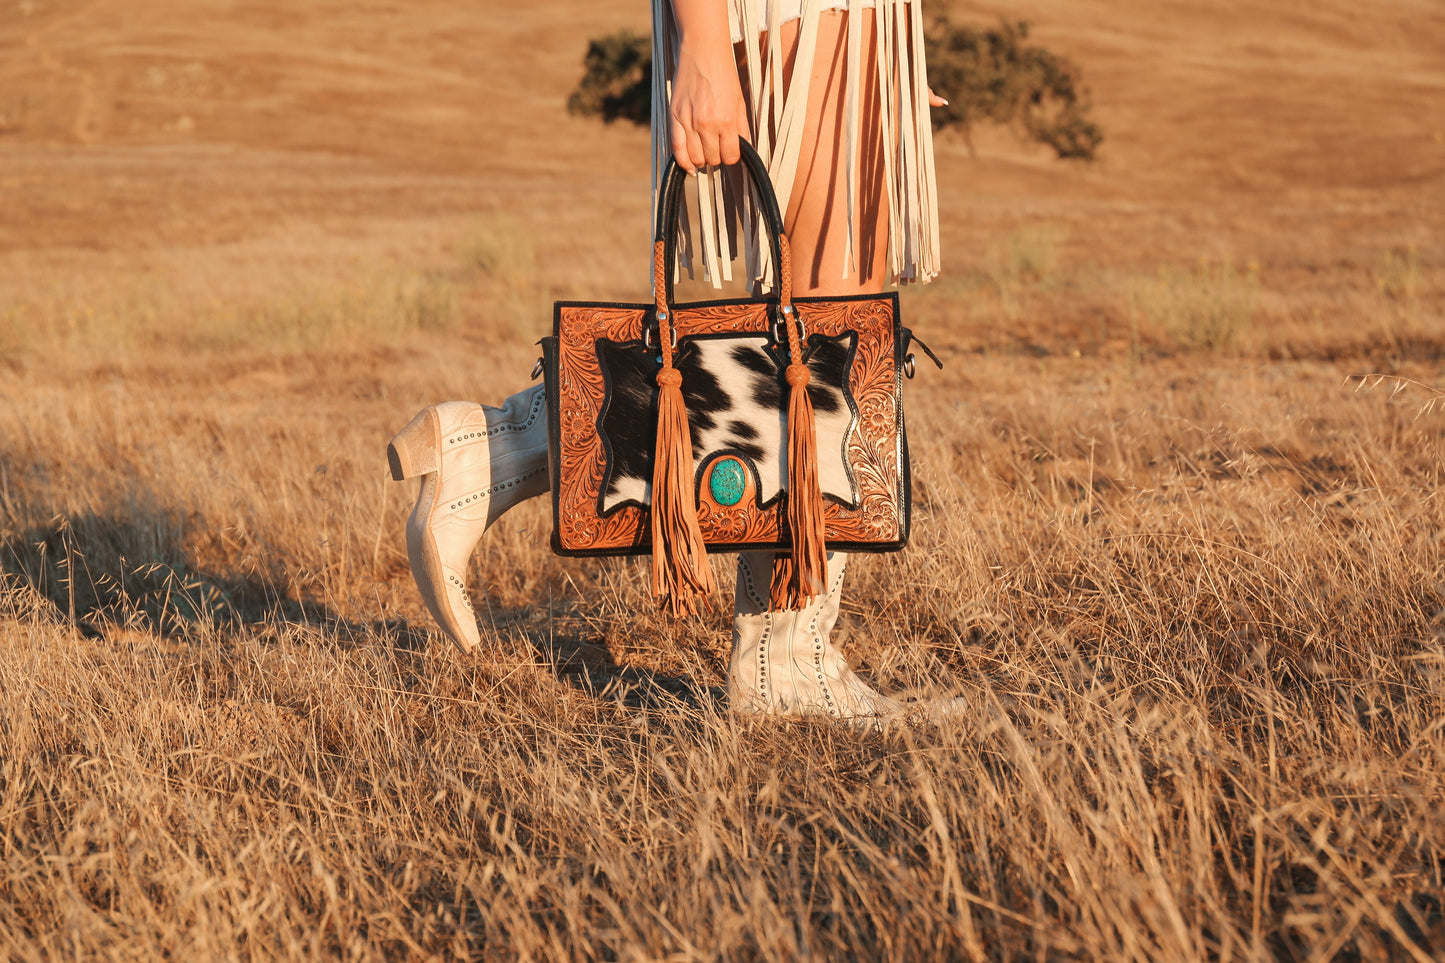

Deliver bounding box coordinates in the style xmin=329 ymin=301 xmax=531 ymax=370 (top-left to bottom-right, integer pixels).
xmin=925 ymin=18 xmax=1102 ymax=160
xmin=566 ymin=30 xmax=652 ymax=125
xmin=567 ymin=20 xmax=1102 ymax=161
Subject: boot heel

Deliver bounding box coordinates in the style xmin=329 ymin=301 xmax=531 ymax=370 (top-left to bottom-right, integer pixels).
xmin=387 ymin=407 xmax=439 ymax=480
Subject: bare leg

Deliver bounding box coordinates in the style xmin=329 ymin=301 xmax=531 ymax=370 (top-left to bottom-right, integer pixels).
xmin=772 ymin=11 xmax=890 ymax=296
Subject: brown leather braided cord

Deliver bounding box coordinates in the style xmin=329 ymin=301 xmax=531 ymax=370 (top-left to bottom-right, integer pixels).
xmin=768 ymin=235 xmax=829 ymax=609
xmin=649 ymin=239 xmax=717 ymax=616
xmin=652 ymin=239 xmax=669 ymax=320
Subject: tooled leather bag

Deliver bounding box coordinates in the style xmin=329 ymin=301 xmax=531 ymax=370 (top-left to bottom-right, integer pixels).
xmin=541 ymin=142 xmax=928 ymax=615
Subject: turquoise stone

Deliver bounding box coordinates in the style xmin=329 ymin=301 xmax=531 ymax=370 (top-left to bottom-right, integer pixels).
xmin=709 ymin=457 xmax=747 ymax=507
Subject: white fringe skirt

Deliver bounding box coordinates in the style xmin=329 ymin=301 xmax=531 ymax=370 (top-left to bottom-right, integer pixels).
xmin=650 ymin=0 xmax=941 ymax=289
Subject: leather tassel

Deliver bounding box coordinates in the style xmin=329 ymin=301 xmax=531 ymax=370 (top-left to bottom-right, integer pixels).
xmin=769 ymin=359 xmax=828 ymax=609
xmin=767 ymin=551 xmax=797 ymax=609
xmin=766 ymin=238 xmax=827 ymax=610
xmin=650 ymin=345 xmax=717 ymax=617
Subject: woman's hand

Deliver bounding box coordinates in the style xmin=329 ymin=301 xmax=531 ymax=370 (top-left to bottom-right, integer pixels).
xmin=668 ymin=0 xmax=750 ymax=172
xmin=670 ymin=45 xmax=751 ymax=171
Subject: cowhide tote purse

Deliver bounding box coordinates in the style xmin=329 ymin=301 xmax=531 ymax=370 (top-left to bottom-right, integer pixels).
xmin=541 ymin=142 xmax=926 ymax=616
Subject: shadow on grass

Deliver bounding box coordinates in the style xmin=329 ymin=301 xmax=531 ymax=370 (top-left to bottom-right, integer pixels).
xmin=0 ymin=505 xmax=427 ymax=651
xmin=0 ymin=503 xmax=709 ymax=714
xmin=468 ymin=598 xmax=719 ymax=712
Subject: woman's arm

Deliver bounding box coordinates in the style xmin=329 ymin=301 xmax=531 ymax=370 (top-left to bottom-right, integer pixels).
xmin=668 ymin=0 xmax=751 ymax=171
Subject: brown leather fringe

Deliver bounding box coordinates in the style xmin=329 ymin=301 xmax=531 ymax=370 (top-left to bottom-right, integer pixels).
xmin=649 ymin=241 xmax=716 ymax=616
xmin=768 ymin=237 xmax=828 ymax=610
xmin=767 ymin=551 xmax=796 ymax=609
xmin=767 ymin=361 xmax=828 ymax=608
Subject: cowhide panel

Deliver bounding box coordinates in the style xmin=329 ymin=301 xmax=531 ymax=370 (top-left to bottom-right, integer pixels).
xmin=596 ymin=333 xmax=858 ymax=514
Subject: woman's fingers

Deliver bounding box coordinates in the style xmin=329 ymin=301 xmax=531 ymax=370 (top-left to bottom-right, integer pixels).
xmin=927 ymin=87 xmax=949 ymax=108
xmin=670 ymin=122 xmax=691 ymax=172
xmin=700 ymin=130 xmax=724 ymax=168
xmin=718 ymin=137 xmax=741 ymax=166
xmin=718 ymin=104 xmax=749 ymax=165
xmin=672 ymin=120 xmax=704 ymax=173
xmin=679 ymin=96 xmax=750 ymax=170
xmin=673 ymin=117 xmax=744 ymax=171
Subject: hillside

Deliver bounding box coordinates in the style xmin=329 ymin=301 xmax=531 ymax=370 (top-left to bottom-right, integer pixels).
xmin=1 ymin=0 xmax=1440 ymax=297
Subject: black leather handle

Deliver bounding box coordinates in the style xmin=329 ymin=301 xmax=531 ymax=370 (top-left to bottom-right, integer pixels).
xmin=654 ymin=140 xmax=787 ymax=309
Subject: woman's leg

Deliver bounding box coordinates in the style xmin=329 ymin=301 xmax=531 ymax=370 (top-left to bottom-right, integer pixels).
xmin=731 ymin=12 xmax=901 ymax=718
xmin=775 ymin=10 xmax=890 ymax=297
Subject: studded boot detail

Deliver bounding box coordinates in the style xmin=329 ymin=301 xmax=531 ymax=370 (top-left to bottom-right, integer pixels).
xmin=386 ymin=385 xmax=549 ymax=652
xmin=727 ymin=551 xmax=908 ymax=719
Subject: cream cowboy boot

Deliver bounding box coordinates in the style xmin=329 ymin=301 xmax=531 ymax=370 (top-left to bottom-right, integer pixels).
xmin=386 ymin=384 xmax=549 ymax=652
xmin=728 ymin=551 xmax=910 ymax=719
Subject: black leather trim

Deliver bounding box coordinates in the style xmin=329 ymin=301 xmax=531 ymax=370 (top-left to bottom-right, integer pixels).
xmin=655 ymin=141 xmax=787 ymax=310
xmin=553 ymin=537 xmax=909 ymax=559
xmin=893 ymin=310 xmax=911 ymax=550
xmin=540 ymin=332 xmax=565 ymax=555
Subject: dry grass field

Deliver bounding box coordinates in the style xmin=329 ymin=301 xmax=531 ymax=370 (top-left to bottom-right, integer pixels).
xmin=2 ymin=0 xmax=1445 ymax=959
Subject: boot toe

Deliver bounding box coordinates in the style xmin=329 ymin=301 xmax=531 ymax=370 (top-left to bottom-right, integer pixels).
xmin=406 ymin=506 xmax=486 ymax=654
xmin=434 ymin=566 xmax=483 ymax=653
xmin=411 ymin=558 xmax=482 ymax=654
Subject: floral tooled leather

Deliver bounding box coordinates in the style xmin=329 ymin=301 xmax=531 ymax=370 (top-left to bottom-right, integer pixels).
xmin=554 ymin=297 xmax=903 ymax=553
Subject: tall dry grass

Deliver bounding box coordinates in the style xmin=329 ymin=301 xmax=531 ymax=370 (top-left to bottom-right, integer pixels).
xmin=3 ymin=0 xmax=1442 ymax=955
xmin=2 ymin=246 xmax=1443 ymax=959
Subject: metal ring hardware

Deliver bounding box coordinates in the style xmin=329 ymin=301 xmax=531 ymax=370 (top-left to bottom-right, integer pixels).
xmin=772 ymin=310 xmax=807 ymax=346
xmin=644 ymin=324 xmax=679 ymax=351
xmin=904 ymin=353 xmax=917 ymax=379
xmin=531 ymin=357 xmax=545 ymax=381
